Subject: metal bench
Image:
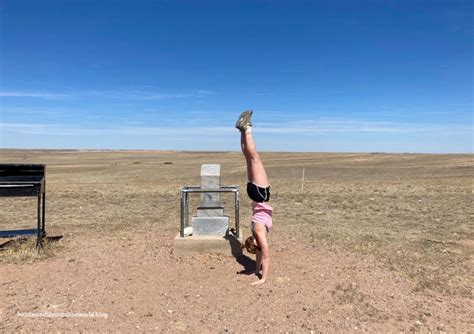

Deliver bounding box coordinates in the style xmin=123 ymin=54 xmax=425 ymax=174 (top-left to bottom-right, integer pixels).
xmin=0 ymin=164 xmax=46 ymax=246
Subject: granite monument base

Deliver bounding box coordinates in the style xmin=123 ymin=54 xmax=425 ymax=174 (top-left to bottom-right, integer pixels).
xmin=192 ymin=216 xmax=229 ymax=236
xmin=172 ymin=228 xmax=243 ymax=257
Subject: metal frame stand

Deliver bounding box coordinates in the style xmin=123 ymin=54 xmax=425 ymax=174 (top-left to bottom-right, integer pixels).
xmin=0 ymin=164 xmax=46 ymax=248
xmin=180 ymin=185 xmax=240 ymax=239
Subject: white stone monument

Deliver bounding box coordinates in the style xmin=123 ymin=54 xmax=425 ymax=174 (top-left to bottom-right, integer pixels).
xmin=191 ymin=164 xmax=229 ymax=236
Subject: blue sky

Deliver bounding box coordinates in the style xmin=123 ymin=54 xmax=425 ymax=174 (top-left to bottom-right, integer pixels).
xmin=0 ymin=0 xmax=472 ymax=153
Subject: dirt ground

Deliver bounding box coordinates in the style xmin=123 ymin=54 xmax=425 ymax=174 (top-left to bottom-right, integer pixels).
xmin=0 ymin=150 xmax=472 ymax=332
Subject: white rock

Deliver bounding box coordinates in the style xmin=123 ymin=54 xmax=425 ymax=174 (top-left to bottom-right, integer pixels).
xmin=184 ymin=226 xmax=193 ymax=236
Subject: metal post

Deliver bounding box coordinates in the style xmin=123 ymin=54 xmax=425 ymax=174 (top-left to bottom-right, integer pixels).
xmin=36 ymin=193 xmax=42 ymax=247
xmin=235 ymin=189 xmax=240 ymax=238
xmin=184 ymin=191 xmax=189 ymax=228
xmin=42 ymin=190 xmax=46 ymax=236
xmin=180 ymin=190 xmax=185 ymax=237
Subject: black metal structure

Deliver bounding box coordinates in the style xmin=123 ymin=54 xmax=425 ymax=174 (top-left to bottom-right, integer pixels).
xmin=0 ymin=164 xmax=46 ymax=246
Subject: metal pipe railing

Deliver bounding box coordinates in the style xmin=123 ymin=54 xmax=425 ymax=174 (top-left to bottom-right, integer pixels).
xmin=179 ymin=185 xmax=240 ymax=238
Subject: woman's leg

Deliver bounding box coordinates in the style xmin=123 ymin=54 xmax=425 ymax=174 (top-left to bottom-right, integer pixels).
xmin=241 ymin=129 xmax=269 ymax=187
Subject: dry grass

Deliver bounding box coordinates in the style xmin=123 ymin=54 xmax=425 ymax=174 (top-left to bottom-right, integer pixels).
xmin=1 ymin=150 xmax=472 ymax=301
xmin=0 ymin=237 xmax=62 ymax=263
xmin=276 ymin=179 xmax=473 ymax=298
xmin=1 ymin=150 xmax=473 ymax=332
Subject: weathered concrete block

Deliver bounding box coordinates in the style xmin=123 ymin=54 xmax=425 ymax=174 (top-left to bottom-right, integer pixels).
xmin=192 ymin=216 xmax=229 ymax=236
xmin=196 ymin=207 xmax=224 ymax=217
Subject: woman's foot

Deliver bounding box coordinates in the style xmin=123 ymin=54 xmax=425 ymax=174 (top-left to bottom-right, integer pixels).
xmin=251 ymin=278 xmax=266 ymax=286
xmin=235 ymin=110 xmax=253 ymax=132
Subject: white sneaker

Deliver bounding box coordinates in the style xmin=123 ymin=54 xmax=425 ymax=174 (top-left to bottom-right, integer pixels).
xmin=235 ymin=110 xmax=253 ymax=132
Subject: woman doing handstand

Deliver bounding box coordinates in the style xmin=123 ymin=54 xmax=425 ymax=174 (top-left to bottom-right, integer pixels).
xmin=235 ymin=110 xmax=273 ymax=286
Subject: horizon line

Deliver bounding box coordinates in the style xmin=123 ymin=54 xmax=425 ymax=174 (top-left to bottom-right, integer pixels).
xmin=0 ymin=148 xmax=471 ymax=155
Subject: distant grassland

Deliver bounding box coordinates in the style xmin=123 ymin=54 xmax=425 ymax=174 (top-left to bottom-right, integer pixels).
xmin=1 ymin=150 xmax=472 ymax=297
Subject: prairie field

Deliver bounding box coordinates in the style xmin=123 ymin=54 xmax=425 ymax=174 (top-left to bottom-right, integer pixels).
xmin=0 ymin=149 xmax=472 ymax=332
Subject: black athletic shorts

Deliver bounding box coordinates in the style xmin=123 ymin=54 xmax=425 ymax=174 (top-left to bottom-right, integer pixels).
xmin=247 ymin=182 xmax=271 ymax=203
